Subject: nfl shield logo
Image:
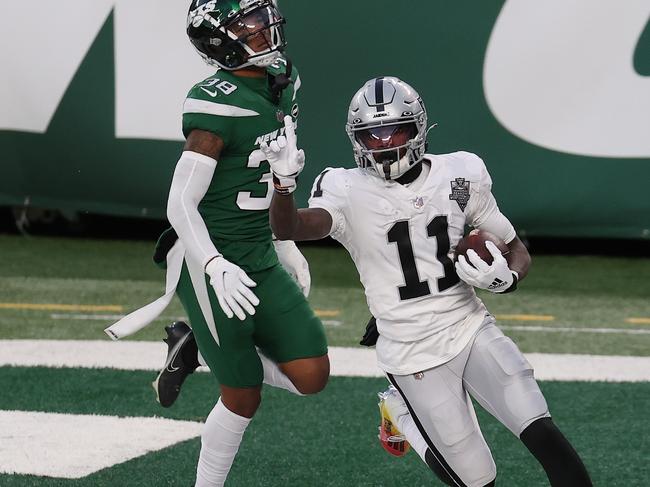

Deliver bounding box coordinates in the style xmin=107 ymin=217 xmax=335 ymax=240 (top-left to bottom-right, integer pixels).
xmin=413 ymin=196 xmax=424 ymax=209
xmin=276 ymin=110 xmax=285 ymax=122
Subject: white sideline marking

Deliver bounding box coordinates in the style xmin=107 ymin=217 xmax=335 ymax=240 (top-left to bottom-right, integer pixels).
xmin=0 ymin=340 xmax=648 ymax=382
xmin=501 ymin=325 xmax=650 ymax=335
xmin=0 ymin=410 xmax=202 ymax=479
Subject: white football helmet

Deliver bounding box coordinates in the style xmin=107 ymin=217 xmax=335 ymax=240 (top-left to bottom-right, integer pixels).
xmin=345 ymin=77 xmax=429 ymax=180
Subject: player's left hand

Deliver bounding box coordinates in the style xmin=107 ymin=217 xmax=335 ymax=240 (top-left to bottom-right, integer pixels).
xmin=455 ymin=241 xmax=518 ymax=293
xmin=273 ymin=240 xmax=311 ymax=297
xmin=359 ymin=316 xmax=379 ymax=347
xmin=260 ymin=115 xmax=305 ymax=194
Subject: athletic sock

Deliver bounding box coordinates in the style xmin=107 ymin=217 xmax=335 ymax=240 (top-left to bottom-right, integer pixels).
xmin=395 ymin=412 xmax=429 ymax=462
xmin=258 ymin=349 xmax=304 ymax=396
xmin=396 ymin=413 xmax=458 ymax=486
xmin=195 ymin=398 xmax=251 ymax=487
xmin=520 ymin=417 xmax=592 ymax=487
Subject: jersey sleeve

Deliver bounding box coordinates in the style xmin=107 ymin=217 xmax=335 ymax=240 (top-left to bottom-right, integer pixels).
xmin=181 ymin=83 xmax=241 ymax=146
xmin=465 ymin=154 xmax=517 ymax=244
xmin=307 ymin=168 xmax=348 ymax=241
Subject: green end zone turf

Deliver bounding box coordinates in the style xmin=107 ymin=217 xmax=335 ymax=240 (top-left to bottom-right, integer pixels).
xmin=1 ymin=367 xmax=648 ymax=486
xmin=1 ymin=237 xmax=648 ymax=485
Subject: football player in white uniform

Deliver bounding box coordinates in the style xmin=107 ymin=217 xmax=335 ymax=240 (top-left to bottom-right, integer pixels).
xmin=265 ymin=77 xmax=592 ymax=487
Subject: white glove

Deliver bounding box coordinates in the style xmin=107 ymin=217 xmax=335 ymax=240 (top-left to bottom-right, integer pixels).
xmin=205 ymin=256 xmax=260 ymax=320
xmin=259 ymin=115 xmax=305 ymax=194
xmin=273 ymin=240 xmax=311 ymax=297
xmin=455 ymin=241 xmax=517 ymax=293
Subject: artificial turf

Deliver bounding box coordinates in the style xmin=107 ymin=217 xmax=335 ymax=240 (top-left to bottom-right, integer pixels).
xmin=1 ymin=367 xmax=648 ymax=486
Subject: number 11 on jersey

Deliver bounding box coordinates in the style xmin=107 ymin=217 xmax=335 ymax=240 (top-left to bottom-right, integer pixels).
xmin=387 ymin=216 xmax=460 ymax=300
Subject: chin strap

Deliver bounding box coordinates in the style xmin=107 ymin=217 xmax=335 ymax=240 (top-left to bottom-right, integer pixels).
xmin=268 ymin=57 xmax=293 ymax=104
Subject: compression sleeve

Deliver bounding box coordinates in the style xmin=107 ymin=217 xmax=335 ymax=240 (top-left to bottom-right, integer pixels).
xmin=166 ymin=151 xmax=221 ymax=268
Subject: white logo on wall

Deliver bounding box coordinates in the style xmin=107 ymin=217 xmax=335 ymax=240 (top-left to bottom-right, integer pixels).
xmin=483 ymin=0 xmax=650 ymax=158
xmin=0 ymin=0 xmax=214 ymax=141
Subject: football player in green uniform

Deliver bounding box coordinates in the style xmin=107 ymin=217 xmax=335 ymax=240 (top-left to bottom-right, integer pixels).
xmin=154 ymin=1 xmax=329 ymax=485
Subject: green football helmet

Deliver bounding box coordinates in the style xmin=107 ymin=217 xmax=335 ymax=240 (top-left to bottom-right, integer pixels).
xmin=187 ymin=0 xmax=286 ymax=70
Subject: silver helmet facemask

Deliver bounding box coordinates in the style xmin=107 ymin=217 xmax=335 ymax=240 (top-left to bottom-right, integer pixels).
xmin=345 ymin=77 xmax=429 ymax=180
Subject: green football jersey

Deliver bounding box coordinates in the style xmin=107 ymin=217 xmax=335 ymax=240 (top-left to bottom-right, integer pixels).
xmin=181 ymin=59 xmax=300 ymax=271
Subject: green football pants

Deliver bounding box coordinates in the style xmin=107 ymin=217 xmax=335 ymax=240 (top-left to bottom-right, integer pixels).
xmin=176 ymin=261 xmax=327 ymax=388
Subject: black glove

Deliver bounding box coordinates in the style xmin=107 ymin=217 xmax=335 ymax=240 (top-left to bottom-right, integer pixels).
xmin=359 ymin=316 xmax=379 ymax=347
xmin=268 ymin=57 xmax=293 ymax=104
xmin=153 ymin=227 xmax=178 ymax=265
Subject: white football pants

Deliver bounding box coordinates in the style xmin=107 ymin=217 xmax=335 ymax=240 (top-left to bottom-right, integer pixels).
xmin=388 ymin=317 xmax=550 ymax=487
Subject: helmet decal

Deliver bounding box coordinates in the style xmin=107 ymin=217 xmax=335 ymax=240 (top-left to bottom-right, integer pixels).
xmin=188 ymin=0 xmax=218 ymax=28
xmin=186 ymin=0 xmax=286 ymax=70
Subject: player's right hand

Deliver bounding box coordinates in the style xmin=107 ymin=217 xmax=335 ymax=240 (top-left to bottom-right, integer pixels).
xmin=205 ymin=256 xmax=259 ymax=320
xmin=260 ymin=115 xmax=305 ymax=194
xmin=455 ymin=241 xmax=516 ymax=293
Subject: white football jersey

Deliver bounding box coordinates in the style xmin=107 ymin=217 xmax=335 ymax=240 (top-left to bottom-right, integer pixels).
xmin=308 ymin=151 xmax=517 ymax=374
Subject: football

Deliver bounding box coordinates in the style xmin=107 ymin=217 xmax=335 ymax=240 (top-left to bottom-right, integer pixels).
xmin=454 ymin=229 xmax=509 ymax=265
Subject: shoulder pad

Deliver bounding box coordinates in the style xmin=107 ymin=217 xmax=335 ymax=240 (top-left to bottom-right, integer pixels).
xmin=187 ymin=75 xmax=241 ymax=102
xmin=309 ymin=166 xmax=349 ymax=199
xmin=183 ymin=75 xmax=259 ymax=119
xmin=442 ymin=151 xmax=486 ymax=181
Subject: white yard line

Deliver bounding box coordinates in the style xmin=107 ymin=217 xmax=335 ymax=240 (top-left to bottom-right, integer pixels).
xmin=501 ymin=325 xmax=650 ymax=335
xmin=0 ymin=340 xmax=648 ymax=382
xmin=0 ymin=410 xmax=202 ymax=479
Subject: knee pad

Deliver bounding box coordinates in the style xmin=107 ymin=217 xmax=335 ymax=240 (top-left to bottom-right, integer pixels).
xmin=429 ymin=396 xmax=478 ymax=450
xmin=478 ymin=332 xmax=549 ymax=434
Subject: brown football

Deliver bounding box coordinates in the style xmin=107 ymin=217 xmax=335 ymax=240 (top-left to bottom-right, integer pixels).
xmin=454 ymin=229 xmax=509 ymax=265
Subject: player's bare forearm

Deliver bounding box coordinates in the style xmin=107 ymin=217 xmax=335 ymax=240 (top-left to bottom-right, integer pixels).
xmin=505 ymin=235 xmax=531 ymax=281
xmin=270 ymin=192 xmax=300 ymax=239
xmin=269 ymin=192 xmax=332 ymax=241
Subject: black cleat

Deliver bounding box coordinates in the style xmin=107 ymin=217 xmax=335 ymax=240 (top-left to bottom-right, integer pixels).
xmin=152 ymin=321 xmax=200 ymax=407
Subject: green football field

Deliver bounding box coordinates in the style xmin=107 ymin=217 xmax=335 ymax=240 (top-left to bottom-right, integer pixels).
xmin=1 ymin=235 xmax=649 ymax=486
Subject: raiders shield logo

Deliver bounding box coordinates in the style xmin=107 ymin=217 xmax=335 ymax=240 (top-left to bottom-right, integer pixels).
xmin=449 ymin=178 xmax=470 ymax=211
